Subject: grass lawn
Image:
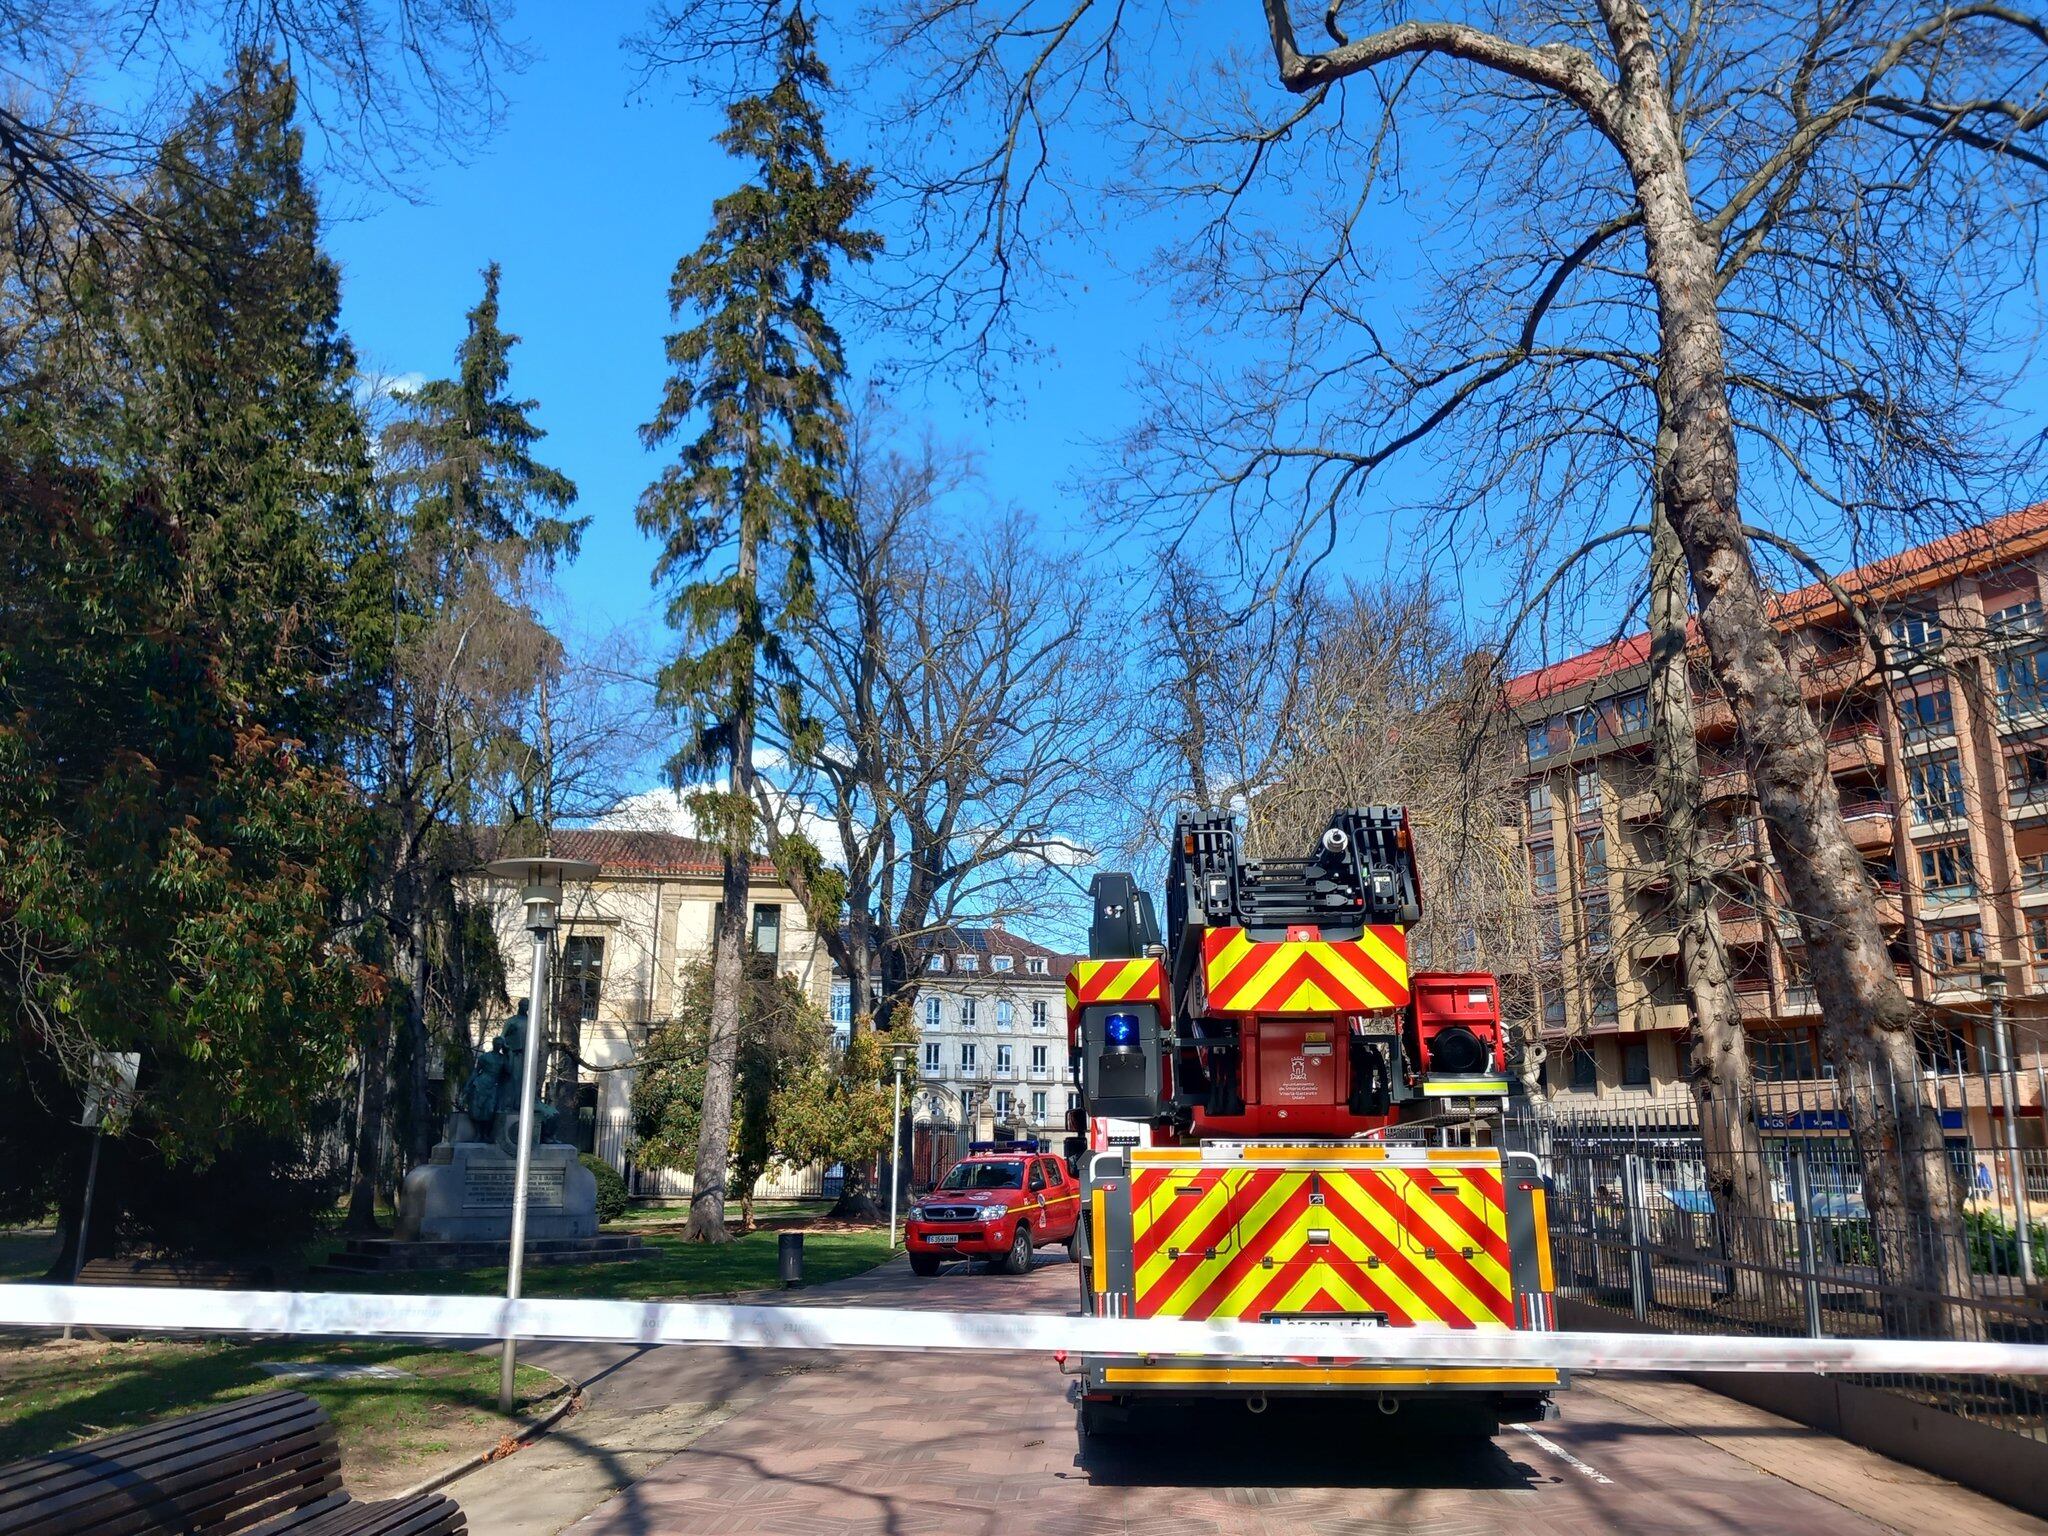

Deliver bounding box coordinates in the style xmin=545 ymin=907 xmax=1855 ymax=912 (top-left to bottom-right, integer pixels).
xmin=0 ymin=1335 xmax=560 ymax=1498
xmin=331 ymin=1223 xmax=895 ymax=1300
xmin=0 ymin=1229 xmax=57 ymax=1284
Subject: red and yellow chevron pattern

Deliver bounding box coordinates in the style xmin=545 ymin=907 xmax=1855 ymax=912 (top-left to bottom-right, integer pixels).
xmin=1127 ymin=1161 xmax=1511 ymax=1329
xmin=1066 ymin=957 xmax=1163 ymax=1008
xmin=1200 ymin=926 xmax=1409 ymax=1014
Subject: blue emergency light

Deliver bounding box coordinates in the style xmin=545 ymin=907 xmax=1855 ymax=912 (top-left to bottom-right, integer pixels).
xmin=1104 ymin=1011 xmax=1139 ymax=1049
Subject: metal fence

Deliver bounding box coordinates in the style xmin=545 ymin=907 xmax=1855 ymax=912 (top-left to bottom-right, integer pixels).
xmin=1522 ymin=1071 xmax=2048 ymax=1445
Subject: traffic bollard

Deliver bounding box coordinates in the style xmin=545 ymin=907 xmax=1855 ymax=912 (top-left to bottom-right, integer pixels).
xmin=779 ymin=1232 xmax=804 ymax=1288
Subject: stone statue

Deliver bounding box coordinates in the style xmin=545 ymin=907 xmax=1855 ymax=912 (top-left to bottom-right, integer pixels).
xmin=451 ymin=1000 xmax=561 ymax=1153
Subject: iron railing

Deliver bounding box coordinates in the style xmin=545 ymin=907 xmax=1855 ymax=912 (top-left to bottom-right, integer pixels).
xmin=1521 ymin=1066 xmax=2048 ymax=1445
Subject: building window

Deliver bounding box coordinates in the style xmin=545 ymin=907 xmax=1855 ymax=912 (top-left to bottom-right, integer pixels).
xmin=1751 ymin=1033 xmax=1817 ymax=1081
xmin=1031 ymin=1000 xmax=1048 ymax=1030
xmin=1889 ymin=608 xmax=1944 ymax=654
xmin=1527 ymin=718 xmax=1556 ymax=761
xmin=1927 ymin=923 xmax=1986 ymax=974
xmin=1541 ymin=988 xmax=1565 ymax=1030
xmin=1989 ymin=598 xmax=2044 ymax=638
xmin=994 ymin=1089 xmax=1012 ymax=1119
xmin=924 ymin=996 xmax=943 ymax=1030
xmin=1918 ymin=1022 xmax=1971 ymax=1074
xmin=996 ymin=1043 xmax=1012 ymax=1072
xmin=1907 ymin=753 xmax=1966 ymax=823
xmin=559 ymin=936 xmax=604 ymax=1027
xmin=993 ymin=954 xmax=1013 ymax=972
xmin=996 ymin=999 xmax=1014 ymax=1030
xmin=1526 ymin=779 xmax=1553 ymax=823
xmin=2007 ymin=739 xmax=2048 ymax=803
xmin=1592 ymin=977 xmax=1619 ymax=1022
xmin=1067 ymin=1091 xmax=1080 ymax=1114
xmin=751 ymin=904 xmax=781 ymax=956
xmin=923 ymin=1041 xmax=941 ymax=1072
xmin=1897 ymin=687 xmax=1954 ymax=743
xmin=1569 ymin=708 xmax=1598 ymax=747
xmin=928 ymin=954 xmax=946 ymax=972
xmin=1616 ymin=691 xmax=1649 ymax=734
xmin=1582 ymin=896 xmax=1612 ymax=955
xmin=960 ymin=998 xmax=977 ymax=1028
xmin=1026 ymin=956 xmax=1047 ymax=975
xmin=2030 ymin=913 xmax=2048 ymax=965
xmin=1031 ymin=1090 xmax=1048 ymax=1121
xmin=1621 ymin=1040 xmax=1651 ymax=1087
xmin=831 ymin=980 xmax=852 ymax=1026
xmin=1031 ymin=1044 xmax=1048 ymax=1071
xmin=958 ymin=954 xmax=979 ymax=973
xmin=1574 ymin=767 xmax=1602 ymax=812
xmin=1917 ymin=841 xmax=1975 ymax=895
xmin=1537 ymin=906 xmax=1563 ymax=962
xmin=959 ymin=1042 xmax=978 ymax=1071
xmin=1578 ymin=829 xmax=1608 ymax=884
xmin=1998 ymin=646 xmax=2048 ymax=719
xmin=1530 ymin=844 xmax=1557 ymax=896
xmin=1569 ymin=1047 xmax=1598 ymax=1091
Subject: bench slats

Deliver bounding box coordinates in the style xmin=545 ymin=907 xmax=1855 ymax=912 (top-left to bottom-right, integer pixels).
xmin=0 ymin=1389 xmax=464 ymax=1536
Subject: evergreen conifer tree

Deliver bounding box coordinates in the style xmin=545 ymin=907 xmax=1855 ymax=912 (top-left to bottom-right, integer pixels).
xmin=122 ymin=51 xmax=373 ymax=751
xmin=345 ymin=265 xmax=584 ymax=1226
xmin=639 ymin=5 xmax=877 ymax=1242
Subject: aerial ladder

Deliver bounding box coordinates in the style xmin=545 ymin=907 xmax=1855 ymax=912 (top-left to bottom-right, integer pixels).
xmin=1064 ymin=806 xmax=1561 ymax=1439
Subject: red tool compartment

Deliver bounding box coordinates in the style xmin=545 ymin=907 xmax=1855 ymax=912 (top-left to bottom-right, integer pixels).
xmin=1409 ymin=972 xmax=1502 ymax=1074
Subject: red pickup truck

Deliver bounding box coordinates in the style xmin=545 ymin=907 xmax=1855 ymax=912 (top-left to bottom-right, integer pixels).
xmin=905 ymin=1143 xmax=1082 ymax=1276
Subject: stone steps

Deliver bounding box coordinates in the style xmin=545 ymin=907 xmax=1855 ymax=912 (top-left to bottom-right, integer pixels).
xmin=317 ymin=1233 xmax=649 ymax=1274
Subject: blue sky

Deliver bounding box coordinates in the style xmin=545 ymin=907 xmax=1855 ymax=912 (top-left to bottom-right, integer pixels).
xmin=320 ymin=2 xmax=1180 ymax=652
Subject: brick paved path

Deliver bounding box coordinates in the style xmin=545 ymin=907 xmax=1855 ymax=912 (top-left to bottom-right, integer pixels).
xmin=529 ymin=1252 xmax=2038 ymax=1536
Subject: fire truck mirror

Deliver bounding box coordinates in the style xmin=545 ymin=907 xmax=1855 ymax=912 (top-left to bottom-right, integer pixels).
xmin=1081 ymin=1001 xmax=1162 ymax=1119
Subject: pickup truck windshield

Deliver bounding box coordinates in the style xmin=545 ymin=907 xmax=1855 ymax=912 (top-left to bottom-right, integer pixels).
xmin=940 ymin=1161 xmax=1024 ymax=1190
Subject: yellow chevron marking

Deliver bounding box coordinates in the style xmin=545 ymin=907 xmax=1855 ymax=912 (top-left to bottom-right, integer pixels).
xmin=1180 ymin=1171 xmax=1309 ymax=1319
xmin=1135 ymin=1177 xmax=1235 ymax=1296
xmin=1531 ymin=1186 xmax=1555 ymax=1292
xmin=1357 ymin=926 xmax=1410 ymax=988
xmin=1314 ymin=943 xmax=1400 ymax=1009
xmin=1370 ymin=1171 xmax=1511 ymax=1323
xmin=1323 ymin=1172 xmax=1505 ymax=1328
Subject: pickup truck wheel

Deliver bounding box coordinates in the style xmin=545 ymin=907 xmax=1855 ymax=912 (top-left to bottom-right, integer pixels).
xmin=909 ymin=1253 xmax=942 ymax=1277
xmin=1003 ymin=1225 xmax=1033 ymax=1274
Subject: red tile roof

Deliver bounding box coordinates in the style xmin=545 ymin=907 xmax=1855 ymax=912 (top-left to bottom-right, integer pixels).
xmin=1507 ymin=503 xmax=2048 ymax=708
xmin=492 ymin=828 xmax=778 ymax=879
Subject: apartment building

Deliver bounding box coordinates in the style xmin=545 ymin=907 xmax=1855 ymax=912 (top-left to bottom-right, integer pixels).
xmin=476 ymin=829 xmax=833 ymax=1166
xmin=1504 ymin=506 xmax=2048 ymax=1148
xmin=834 ymin=927 xmax=1080 ymax=1149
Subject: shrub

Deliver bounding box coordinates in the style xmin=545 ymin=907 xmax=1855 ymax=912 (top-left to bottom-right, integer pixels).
xmin=581 ymin=1154 xmax=629 ymax=1224
xmin=1963 ymin=1206 xmax=2047 ymax=1275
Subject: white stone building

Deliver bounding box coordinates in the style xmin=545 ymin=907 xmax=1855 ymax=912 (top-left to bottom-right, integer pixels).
xmin=475 ymin=829 xmax=833 ymax=1188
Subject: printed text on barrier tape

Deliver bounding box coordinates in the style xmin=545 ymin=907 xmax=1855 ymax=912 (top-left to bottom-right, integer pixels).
xmin=7 ymin=1286 xmax=2048 ymax=1377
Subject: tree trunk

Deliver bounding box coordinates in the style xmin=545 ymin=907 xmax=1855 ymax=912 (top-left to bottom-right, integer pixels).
xmin=343 ymin=1015 xmax=391 ymax=1232
xmin=1602 ymin=0 xmax=1969 ymax=1329
xmin=1648 ymin=464 xmax=1784 ymax=1313
xmin=402 ymin=895 xmax=433 ymax=1166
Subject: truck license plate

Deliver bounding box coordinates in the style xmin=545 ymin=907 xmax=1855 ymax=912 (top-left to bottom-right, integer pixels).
xmin=1262 ymin=1313 xmax=1385 ymax=1326
xmin=927 ymin=1234 xmax=959 ymax=1244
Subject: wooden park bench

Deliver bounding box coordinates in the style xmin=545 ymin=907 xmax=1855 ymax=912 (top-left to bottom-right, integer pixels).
xmin=77 ymin=1259 xmax=279 ymax=1290
xmin=0 ymin=1389 xmax=465 ymax=1535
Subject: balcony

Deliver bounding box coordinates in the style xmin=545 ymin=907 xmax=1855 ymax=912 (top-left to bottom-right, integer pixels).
xmin=1824 ymin=719 xmax=1886 ymax=777
xmin=1622 ymin=786 xmax=1663 ymax=822
xmin=1717 ymin=905 xmax=1766 ymax=946
xmin=1840 ymin=796 xmax=1896 ymax=850
xmin=1871 ymin=881 xmax=1906 ymax=925
xmin=1733 ymin=981 xmax=1774 ymax=1020
xmin=1701 ymin=761 xmax=1751 ymax=801
xmin=991 ymin=1065 xmax=1015 ymax=1081
xmin=1801 ymin=644 xmax=1875 ymax=702
xmin=1637 ymin=1001 xmax=1689 ymax=1032
xmin=1027 ymin=1067 xmax=1053 ymax=1082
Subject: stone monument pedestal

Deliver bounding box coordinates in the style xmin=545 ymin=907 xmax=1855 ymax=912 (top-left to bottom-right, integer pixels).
xmin=395 ymin=1140 xmax=598 ymax=1244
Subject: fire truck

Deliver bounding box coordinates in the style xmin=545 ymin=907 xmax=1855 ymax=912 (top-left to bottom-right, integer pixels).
xmin=1064 ymin=806 xmax=1561 ymax=1439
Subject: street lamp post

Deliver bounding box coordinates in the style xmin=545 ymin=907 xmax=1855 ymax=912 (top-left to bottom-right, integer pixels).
xmin=1982 ymin=968 xmax=2035 ymax=1287
xmin=886 ymin=1041 xmax=915 ymax=1250
xmin=484 ymin=856 xmax=598 ymax=1412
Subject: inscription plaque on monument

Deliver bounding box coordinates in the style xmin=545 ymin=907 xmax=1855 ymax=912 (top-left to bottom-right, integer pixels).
xmin=464 ymin=1163 xmax=566 ymax=1209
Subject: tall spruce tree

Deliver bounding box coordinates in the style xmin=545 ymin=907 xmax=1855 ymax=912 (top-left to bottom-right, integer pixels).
xmin=344 ymin=266 xmax=585 ymax=1227
xmin=639 ymin=6 xmax=877 ymax=1243
xmin=122 ymin=50 xmax=373 ymax=751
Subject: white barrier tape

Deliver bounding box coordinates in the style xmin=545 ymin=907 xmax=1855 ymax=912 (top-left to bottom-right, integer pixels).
xmin=5 ymin=1284 xmax=2048 ymax=1376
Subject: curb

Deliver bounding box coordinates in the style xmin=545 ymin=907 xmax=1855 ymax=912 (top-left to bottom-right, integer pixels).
xmin=393 ymin=1383 xmax=581 ymax=1501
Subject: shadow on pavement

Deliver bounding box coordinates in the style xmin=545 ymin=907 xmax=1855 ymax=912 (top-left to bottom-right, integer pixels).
xmin=1076 ymin=1400 xmax=1542 ymax=1491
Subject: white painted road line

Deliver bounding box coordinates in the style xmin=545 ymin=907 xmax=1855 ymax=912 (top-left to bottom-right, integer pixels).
xmin=1509 ymin=1423 xmax=1616 ymax=1486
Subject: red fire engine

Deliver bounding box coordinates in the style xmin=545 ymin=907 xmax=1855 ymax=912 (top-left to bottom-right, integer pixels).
xmin=1065 ymin=807 xmax=1561 ymax=1439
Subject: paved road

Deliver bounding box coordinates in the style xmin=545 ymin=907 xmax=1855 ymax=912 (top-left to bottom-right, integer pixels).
xmin=456 ymin=1251 xmax=2040 ymax=1536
